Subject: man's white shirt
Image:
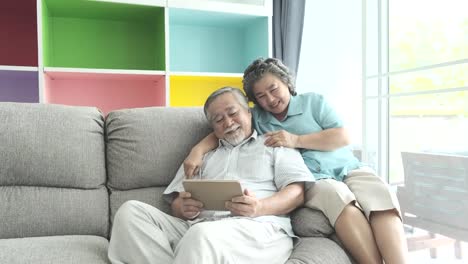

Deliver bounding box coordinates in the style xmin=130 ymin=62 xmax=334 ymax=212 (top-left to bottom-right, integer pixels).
xmin=164 ymin=130 xmax=315 ymax=236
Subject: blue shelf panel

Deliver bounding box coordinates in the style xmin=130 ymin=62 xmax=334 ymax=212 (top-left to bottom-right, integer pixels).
xmin=169 ymin=8 xmax=268 ymax=73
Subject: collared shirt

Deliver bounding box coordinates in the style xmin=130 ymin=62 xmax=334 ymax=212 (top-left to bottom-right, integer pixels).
xmin=163 ymin=130 xmax=314 ymax=237
xmin=252 ymin=92 xmax=361 ymax=181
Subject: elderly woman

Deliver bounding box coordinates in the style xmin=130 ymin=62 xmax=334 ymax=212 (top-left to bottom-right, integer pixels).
xmin=184 ymin=58 xmax=408 ymax=264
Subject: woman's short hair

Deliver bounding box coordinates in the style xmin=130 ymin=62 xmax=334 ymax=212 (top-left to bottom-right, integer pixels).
xmin=203 ymin=86 xmax=249 ymax=122
xmin=242 ymin=57 xmax=296 ymax=104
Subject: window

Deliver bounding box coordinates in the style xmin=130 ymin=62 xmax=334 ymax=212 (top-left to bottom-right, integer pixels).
xmin=364 ymin=0 xmax=468 ymax=182
xmin=365 ymin=0 xmax=468 ymax=262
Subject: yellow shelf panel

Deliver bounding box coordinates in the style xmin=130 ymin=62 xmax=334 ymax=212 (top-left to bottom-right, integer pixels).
xmin=170 ymin=75 xmax=243 ymax=106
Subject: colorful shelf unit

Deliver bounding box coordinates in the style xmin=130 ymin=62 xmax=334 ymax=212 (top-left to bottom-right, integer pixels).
xmin=168 ymin=5 xmax=269 ymax=107
xmin=0 ymin=0 xmax=271 ymax=112
xmin=40 ymin=0 xmax=166 ymax=113
xmin=0 ymin=0 xmax=39 ymax=103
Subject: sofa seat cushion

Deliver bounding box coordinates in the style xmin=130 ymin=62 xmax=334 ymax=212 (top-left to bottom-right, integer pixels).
xmin=287 ymin=237 xmax=353 ymax=264
xmin=0 ymin=235 xmax=110 ymax=264
xmin=291 ymin=207 xmax=334 ymax=237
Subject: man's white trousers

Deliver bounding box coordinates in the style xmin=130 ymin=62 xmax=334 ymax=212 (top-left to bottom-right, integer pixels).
xmin=108 ymin=200 xmax=293 ymax=264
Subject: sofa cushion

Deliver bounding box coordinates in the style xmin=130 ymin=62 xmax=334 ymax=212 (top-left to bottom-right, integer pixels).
xmin=109 ymin=187 xmax=171 ymax=225
xmin=286 ymin=237 xmax=353 ymax=264
xmin=0 ymin=103 xmax=109 ymax=239
xmin=0 ymin=186 xmax=109 ymax=239
xmin=0 ymin=235 xmax=110 ymax=264
xmin=106 ymin=107 xmax=211 ymax=190
xmin=0 ymin=103 xmax=106 ymax=188
xmin=291 ymin=207 xmax=334 ymax=237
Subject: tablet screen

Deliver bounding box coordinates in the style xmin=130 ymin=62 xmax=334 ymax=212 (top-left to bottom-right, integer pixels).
xmin=182 ymin=179 xmax=243 ymax=211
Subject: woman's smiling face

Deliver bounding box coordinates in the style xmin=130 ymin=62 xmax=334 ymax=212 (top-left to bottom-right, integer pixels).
xmin=252 ymin=73 xmax=291 ymax=118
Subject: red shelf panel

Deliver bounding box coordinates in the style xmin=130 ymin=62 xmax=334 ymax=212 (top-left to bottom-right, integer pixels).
xmin=0 ymin=0 xmax=38 ymax=66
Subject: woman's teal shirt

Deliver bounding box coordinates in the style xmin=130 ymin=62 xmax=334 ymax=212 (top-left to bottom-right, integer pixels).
xmin=252 ymin=92 xmax=360 ymax=181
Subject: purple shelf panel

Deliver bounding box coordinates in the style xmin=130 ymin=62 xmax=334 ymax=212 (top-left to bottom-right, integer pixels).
xmin=0 ymin=70 xmax=39 ymax=103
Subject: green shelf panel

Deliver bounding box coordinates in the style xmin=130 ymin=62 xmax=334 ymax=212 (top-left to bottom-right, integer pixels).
xmin=169 ymin=8 xmax=268 ymax=73
xmin=42 ymin=0 xmax=165 ymax=70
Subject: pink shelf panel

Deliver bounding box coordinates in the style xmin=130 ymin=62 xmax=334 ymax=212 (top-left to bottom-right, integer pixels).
xmin=44 ymin=71 xmax=166 ymax=115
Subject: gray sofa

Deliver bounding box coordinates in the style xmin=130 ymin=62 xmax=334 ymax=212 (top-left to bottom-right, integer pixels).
xmin=0 ymin=102 xmax=353 ymax=264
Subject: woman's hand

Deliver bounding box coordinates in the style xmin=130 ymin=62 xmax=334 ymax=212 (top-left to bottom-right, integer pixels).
xmin=183 ymin=149 xmax=204 ymax=178
xmin=264 ymin=130 xmax=300 ymax=148
xmin=226 ymin=189 xmax=263 ymax=217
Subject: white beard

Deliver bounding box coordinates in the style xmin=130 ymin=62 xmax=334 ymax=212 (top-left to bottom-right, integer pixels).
xmin=224 ymin=125 xmax=246 ymax=146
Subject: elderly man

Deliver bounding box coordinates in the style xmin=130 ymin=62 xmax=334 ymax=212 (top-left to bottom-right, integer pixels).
xmin=108 ymin=87 xmax=314 ymax=264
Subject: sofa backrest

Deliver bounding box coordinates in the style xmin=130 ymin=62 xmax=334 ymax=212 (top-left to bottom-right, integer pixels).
xmin=105 ymin=107 xmax=212 ymax=223
xmin=0 ymin=103 xmax=108 ymax=239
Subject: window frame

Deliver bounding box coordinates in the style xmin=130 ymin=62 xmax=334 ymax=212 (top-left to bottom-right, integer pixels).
xmin=362 ymin=0 xmax=468 ymax=183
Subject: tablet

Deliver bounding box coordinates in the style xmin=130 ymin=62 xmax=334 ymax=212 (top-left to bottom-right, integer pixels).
xmin=182 ymin=179 xmax=243 ymax=211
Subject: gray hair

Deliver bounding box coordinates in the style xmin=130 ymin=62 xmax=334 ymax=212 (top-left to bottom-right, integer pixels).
xmin=242 ymin=57 xmax=296 ymax=104
xmin=203 ymin=86 xmax=249 ymax=122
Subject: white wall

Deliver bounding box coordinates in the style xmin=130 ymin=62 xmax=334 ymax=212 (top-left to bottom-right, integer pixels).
xmin=296 ymin=0 xmax=362 ymax=146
